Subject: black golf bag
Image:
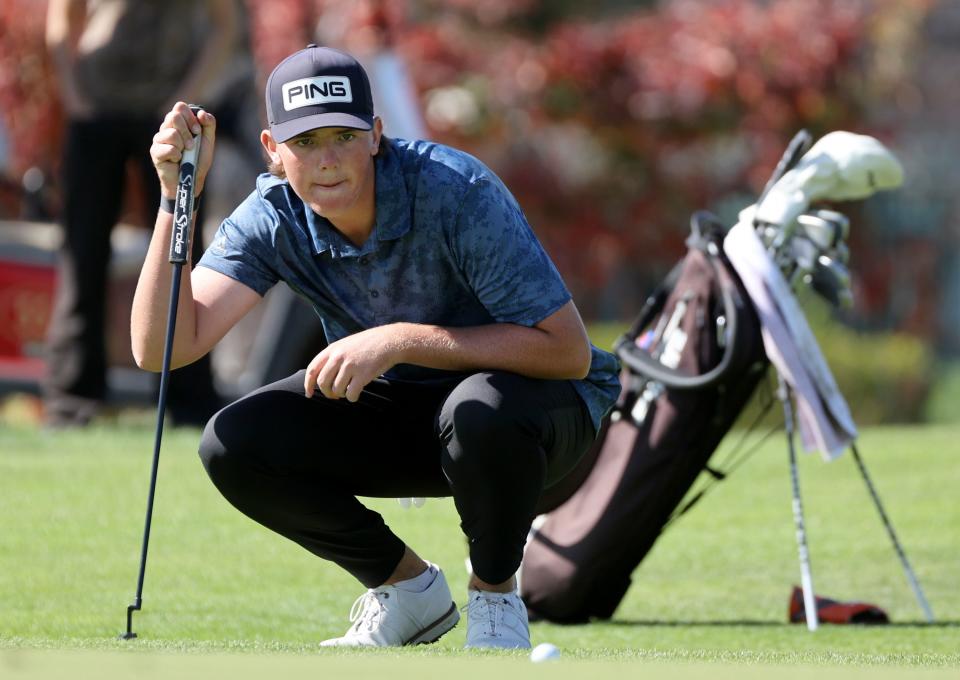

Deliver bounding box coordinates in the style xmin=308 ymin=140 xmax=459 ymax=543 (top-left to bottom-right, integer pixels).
xmin=520 ymin=211 xmax=769 ymax=623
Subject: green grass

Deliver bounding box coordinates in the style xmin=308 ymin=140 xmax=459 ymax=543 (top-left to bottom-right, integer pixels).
xmin=1 ymin=419 xmax=958 ymax=679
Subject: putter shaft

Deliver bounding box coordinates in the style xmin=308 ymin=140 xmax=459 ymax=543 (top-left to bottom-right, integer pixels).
xmin=122 ymin=262 xmax=185 ymax=639
xmin=122 ymin=105 xmax=203 ymax=640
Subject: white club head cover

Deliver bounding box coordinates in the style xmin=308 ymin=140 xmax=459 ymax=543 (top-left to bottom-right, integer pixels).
xmin=755 ymin=131 xmax=904 ymax=226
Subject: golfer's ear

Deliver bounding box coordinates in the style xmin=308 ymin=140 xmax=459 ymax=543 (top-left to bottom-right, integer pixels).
xmin=261 ymin=129 xmax=279 ymax=163
xmin=371 ymin=118 xmax=383 ymax=155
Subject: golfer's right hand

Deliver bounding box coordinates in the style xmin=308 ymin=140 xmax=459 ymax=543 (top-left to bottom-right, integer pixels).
xmin=151 ymin=102 xmax=216 ymax=200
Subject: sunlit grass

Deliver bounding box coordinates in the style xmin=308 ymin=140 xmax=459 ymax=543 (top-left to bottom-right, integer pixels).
xmin=1 ymin=421 xmax=957 ymax=677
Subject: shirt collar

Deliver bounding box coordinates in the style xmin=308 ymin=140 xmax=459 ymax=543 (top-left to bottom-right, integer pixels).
xmin=303 ymin=140 xmax=411 ymax=258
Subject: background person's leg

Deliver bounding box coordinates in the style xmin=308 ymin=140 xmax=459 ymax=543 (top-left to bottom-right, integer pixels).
xmin=43 ymin=117 xmax=126 ymax=426
xmin=437 ymin=372 xmax=595 ymax=587
xmin=198 ymin=370 xmax=454 ymax=588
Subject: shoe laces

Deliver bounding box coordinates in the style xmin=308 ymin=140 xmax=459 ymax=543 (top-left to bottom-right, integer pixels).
xmin=463 ymin=592 xmax=513 ymax=636
xmin=348 ymin=589 xmax=388 ymax=633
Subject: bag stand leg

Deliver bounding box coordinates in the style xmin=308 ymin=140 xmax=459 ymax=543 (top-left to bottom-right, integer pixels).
xmin=850 ymin=443 xmax=935 ymax=622
xmin=777 ymin=374 xmax=819 ymax=631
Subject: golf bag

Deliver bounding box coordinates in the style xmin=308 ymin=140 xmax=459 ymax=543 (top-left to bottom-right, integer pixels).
xmin=521 ymin=130 xmax=935 ymax=627
xmin=520 ymin=211 xmax=769 ymax=623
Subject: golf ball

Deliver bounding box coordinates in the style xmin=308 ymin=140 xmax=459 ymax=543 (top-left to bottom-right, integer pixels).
xmin=530 ymin=642 xmax=561 ymax=662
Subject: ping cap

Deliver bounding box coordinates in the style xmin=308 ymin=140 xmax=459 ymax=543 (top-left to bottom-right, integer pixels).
xmin=266 ymin=44 xmax=374 ymax=142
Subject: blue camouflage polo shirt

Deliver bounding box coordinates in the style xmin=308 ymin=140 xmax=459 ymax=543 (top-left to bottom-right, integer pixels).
xmin=197 ymin=137 xmax=620 ymax=430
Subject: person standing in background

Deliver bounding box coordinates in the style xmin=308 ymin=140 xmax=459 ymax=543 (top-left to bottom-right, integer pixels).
xmin=43 ymin=0 xmax=256 ymax=427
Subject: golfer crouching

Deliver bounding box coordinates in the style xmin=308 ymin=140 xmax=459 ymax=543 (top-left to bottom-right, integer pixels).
xmin=131 ymin=45 xmax=619 ymax=648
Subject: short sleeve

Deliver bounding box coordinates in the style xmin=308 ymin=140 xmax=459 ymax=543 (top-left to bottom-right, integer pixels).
xmin=198 ymin=215 xmax=279 ymax=297
xmin=450 ymin=177 xmax=571 ymax=326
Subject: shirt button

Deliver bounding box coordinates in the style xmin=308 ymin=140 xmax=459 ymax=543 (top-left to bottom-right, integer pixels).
xmin=370 ymin=290 xmax=380 ymax=298
xmin=359 ymin=257 xmax=369 ymax=265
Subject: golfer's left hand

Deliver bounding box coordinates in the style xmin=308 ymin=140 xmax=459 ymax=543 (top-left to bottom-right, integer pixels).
xmin=304 ymin=326 xmax=401 ymax=402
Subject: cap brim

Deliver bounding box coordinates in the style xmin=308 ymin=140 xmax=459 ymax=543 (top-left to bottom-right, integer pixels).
xmin=271 ymin=113 xmax=373 ymax=142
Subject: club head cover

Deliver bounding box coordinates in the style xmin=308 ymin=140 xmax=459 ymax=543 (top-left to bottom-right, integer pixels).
xmin=789 ymin=585 xmax=890 ymax=625
xmin=756 ymin=131 xmax=904 ymax=226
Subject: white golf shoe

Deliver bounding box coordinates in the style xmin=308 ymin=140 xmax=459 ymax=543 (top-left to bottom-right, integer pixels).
xmin=320 ymin=565 xmax=459 ymax=647
xmin=463 ymin=589 xmax=531 ymax=649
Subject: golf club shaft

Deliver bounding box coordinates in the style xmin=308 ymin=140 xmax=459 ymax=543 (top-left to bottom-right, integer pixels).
xmin=850 ymin=443 xmax=935 ymax=622
xmin=123 ymin=106 xmax=203 ymax=639
xmin=778 ymin=374 xmax=819 ymax=631
xmin=125 ymin=264 xmax=184 ymax=635
xmin=757 ymin=129 xmax=812 ymax=208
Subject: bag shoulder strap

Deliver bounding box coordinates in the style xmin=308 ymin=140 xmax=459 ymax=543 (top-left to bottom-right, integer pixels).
xmin=614 ymin=211 xmax=746 ymax=390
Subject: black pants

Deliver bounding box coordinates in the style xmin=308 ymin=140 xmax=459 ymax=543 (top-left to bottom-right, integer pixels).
xmin=43 ymin=115 xmax=218 ymax=424
xmin=198 ymin=370 xmax=595 ymax=587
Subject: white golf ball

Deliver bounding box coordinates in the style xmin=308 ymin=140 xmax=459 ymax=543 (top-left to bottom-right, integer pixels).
xmin=530 ymin=642 xmax=561 ymax=662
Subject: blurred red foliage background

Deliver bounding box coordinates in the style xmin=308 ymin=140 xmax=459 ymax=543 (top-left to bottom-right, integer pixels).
xmin=0 ymin=0 xmax=943 ymax=333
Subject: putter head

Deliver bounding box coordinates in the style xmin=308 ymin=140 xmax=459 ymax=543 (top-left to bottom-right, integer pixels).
xmin=120 ymin=599 xmax=141 ymax=640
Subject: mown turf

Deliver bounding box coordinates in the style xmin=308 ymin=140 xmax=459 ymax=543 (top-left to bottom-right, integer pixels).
xmin=1 ymin=419 xmax=957 ymax=678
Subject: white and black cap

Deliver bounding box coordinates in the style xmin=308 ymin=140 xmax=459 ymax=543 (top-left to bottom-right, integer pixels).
xmin=265 ymin=45 xmax=374 ymax=142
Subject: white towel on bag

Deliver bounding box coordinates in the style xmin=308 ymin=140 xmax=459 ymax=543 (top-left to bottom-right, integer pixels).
xmin=724 ymin=212 xmax=857 ymax=460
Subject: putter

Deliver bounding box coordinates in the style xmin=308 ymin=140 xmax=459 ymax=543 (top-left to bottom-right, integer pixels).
xmin=121 ymin=105 xmax=204 ymax=640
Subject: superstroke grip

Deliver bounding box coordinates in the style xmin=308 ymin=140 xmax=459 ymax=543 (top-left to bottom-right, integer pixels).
xmin=169 ymin=105 xmax=204 ymax=264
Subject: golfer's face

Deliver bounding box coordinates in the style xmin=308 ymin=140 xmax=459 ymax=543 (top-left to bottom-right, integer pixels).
xmin=280 ymin=127 xmax=377 ymax=222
